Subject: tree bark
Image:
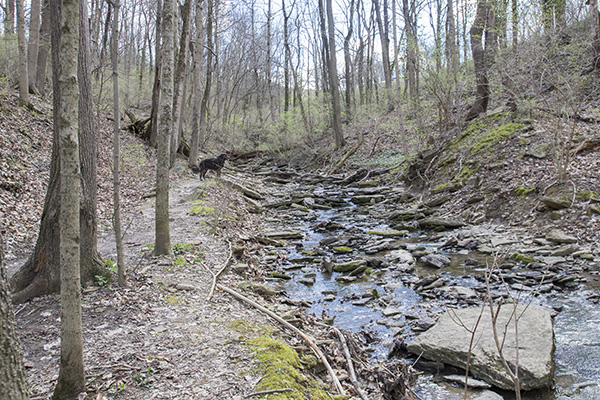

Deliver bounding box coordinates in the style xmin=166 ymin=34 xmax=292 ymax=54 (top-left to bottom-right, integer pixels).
xmin=590 ymin=0 xmax=600 ymax=70
xmin=189 ymin=0 xmax=204 ymax=167
xmin=466 ymin=0 xmax=490 ymax=121
xmin=326 ymin=0 xmax=345 ymax=148
xmin=154 ymin=0 xmax=175 ymax=256
xmin=148 ymin=0 xmax=163 ymax=147
xmin=78 ymin=0 xmax=105 ymax=287
xmin=343 ymin=0 xmax=355 ymax=122
xmin=170 ymin=0 xmax=192 ymax=165
xmin=402 ymin=0 xmax=419 ymax=105
xmin=0 ymin=233 xmax=29 ymax=400
xmin=110 ymin=0 xmax=126 ymax=286
xmin=199 ymin=0 xmax=214 ymax=152
xmin=52 ymin=0 xmax=85 ymax=394
xmin=35 ymin=0 xmax=51 ymax=95
xmin=15 ymin=0 xmax=28 ymax=105
xmin=4 ymin=0 xmax=15 ymax=34
xmin=27 ymin=0 xmax=42 ymax=93
xmin=374 ymin=0 xmax=394 ymax=111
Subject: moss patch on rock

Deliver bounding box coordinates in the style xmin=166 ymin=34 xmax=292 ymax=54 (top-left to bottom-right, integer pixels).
xmin=246 ymin=335 xmax=345 ymax=399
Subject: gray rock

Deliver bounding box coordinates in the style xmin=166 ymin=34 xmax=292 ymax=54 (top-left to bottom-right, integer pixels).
xmin=546 ymin=229 xmax=577 ymax=244
xmin=420 ymin=254 xmax=451 ymax=268
xmin=419 ymin=217 xmax=465 ymax=230
xmin=471 ymin=390 xmax=504 ymax=400
xmin=539 ymin=196 xmax=571 ymax=210
xmin=443 ymin=374 xmax=491 ymax=389
xmin=551 ymin=244 xmax=580 ymax=256
xmin=406 ymin=304 xmax=554 ymax=391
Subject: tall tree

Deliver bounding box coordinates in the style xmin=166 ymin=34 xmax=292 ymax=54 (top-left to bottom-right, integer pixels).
xmin=9 ymin=0 xmax=106 ymax=303
xmin=198 ymin=0 xmax=214 ymax=151
xmin=466 ymin=0 xmax=495 ymax=120
xmin=109 ymin=0 xmax=126 ymax=286
xmin=154 ymin=0 xmax=175 ymax=256
xmin=189 ymin=0 xmax=204 ymax=167
xmin=27 ymin=0 xmax=42 ymax=93
xmin=52 ymin=0 xmax=85 ymax=394
xmin=0 ymin=233 xmax=29 ymax=400
xmin=374 ymin=0 xmax=394 ymax=111
xmin=590 ymin=0 xmax=600 ymax=70
xmin=343 ymin=0 xmax=355 ymax=121
xmin=3 ymin=0 xmax=15 ymax=34
xmin=148 ymin=0 xmax=163 ymax=147
xmin=170 ymin=0 xmax=192 ymax=164
xmin=15 ymin=0 xmax=28 ymax=104
xmin=326 ymin=0 xmax=345 ymax=148
xmin=402 ymin=0 xmax=419 ymax=105
xmin=78 ymin=0 xmax=105 ymax=286
xmin=35 ymin=0 xmax=51 ymax=95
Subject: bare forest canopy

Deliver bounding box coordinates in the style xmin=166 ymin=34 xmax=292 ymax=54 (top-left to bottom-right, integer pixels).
xmin=1 ymin=0 xmax=599 ymax=158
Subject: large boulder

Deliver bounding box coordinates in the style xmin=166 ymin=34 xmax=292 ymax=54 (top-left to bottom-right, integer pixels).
xmin=407 ymin=304 xmax=554 ymax=391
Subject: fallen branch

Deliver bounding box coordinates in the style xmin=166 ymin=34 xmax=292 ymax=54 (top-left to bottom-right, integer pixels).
xmin=244 ymin=388 xmax=293 ymax=398
xmin=328 ymin=136 xmax=364 ymax=175
xmin=204 ymin=240 xmax=233 ymax=301
xmin=331 ymin=326 xmax=369 ymax=400
xmin=216 ymin=284 xmax=346 ymax=396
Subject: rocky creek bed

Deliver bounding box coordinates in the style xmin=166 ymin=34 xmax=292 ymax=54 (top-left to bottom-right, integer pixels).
xmin=238 ymin=162 xmax=600 ymax=400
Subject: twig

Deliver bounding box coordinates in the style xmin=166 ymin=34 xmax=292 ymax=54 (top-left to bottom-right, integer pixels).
xmin=216 ymin=284 xmax=346 ymax=396
xmin=331 ymin=326 xmax=369 ymax=400
xmin=204 ymin=240 xmax=233 ymax=301
xmin=244 ymin=388 xmax=293 ymax=398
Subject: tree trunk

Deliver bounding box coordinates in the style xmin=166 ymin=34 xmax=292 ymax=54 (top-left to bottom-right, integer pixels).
xmin=374 ymin=0 xmax=394 ymax=111
xmin=52 ymin=0 xmax=84 ymax=394
xmin=402 ymin=0 xmax=419 ymax=105
xmin=446 ymin=0 xmax=458 ymax=80
xmin=283 ymin=0 xmax=290 ymax=114
xmin=110 ymin=0 xmax=126 ymax=286
xmin=326 ymin=0 xmax=345 ymax=148
xmin=78 ymin=0 xmax=105 ymax=287
xmin=27 ymin=0 xmax=42 ymax=93
xmin=170 ymin=0 xmax=192 ymax=165
xmin=343 ymin=0 xmax=355 ymax=122
xmin=590 ymin=0 xmax=600 ymax=70
xmin=466 ymin=0 xmax=489 ymax=121
xmin=189 ymin=0 xmax=204 ymax=167
xmin=4 ymin=0 xmax=15 ymax=34
xmin=148 ymin=0 xmax=162 ymax=148
xmin=0 ymin=233 xmax=29 ymax=400
xmin=154 ymin=0 xmax=175 ymax=256
xmin=199 ymin=0 xmax=214 ymax=152
xmin=9 ymin=0 xmax=63 ymax=304
xmin=35 ymin=0 xmax=51 ymax=95
xmin=16 ymin=0 xmax=28 ymax=105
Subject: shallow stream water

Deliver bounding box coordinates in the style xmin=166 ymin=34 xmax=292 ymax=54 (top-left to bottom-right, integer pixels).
xmin=265 ymin=183 xmax=600 ymax=400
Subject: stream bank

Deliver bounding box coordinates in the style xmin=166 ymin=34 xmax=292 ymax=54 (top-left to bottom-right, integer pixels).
xmin=237 ymin=158 xmax=600 ymax=400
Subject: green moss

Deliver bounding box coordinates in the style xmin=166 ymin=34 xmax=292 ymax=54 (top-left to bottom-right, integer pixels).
xmin=102 ymin=258 xmax=117 ymax=274
xmin=455 ymin=164 xmax=477 ymax=183
xmin=510 ymin=253 xmax=537 ymax=264
xmin=333 ymin=246 xmax=353 ymax=253
xmin=471 ymin=123 xmax=525 ymax=154
xmin=576 ymin=190 xmax=598 ymax=201
xmin=514 ymin=185 xmax=536 ymax=198
xmin=164 ymin=295 xmax=182 ymax=306
xmin=189 ymin=202 xmax=215 ymax=215
xmin=172 ymin=242 xmax=194 ymax=254
xmin=246 ymin=336 xmax=337 ymax=400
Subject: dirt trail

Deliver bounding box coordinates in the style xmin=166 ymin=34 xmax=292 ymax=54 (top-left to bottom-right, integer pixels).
xmin=16 ymin=165 xmax=278 ymax=399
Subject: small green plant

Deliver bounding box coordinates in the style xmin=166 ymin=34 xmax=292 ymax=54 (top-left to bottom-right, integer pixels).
xmin=172 ymin=242 xmax=193 ymax=255
xmin=164 ymin=295 xmax=182 ymax=305
xmin=102 ymin=258 xmax=118 ymax=274
xmin=173 ymin=255 xmax=187 ymax=266
xmin=133 ymin=367 xmax=155 ymax=387
xmin=95 ymin=275 xmax=109 ymax=286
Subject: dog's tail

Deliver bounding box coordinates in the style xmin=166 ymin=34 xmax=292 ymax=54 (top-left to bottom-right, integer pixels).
xmin=191 ymin=165 xmax=201 ymax=174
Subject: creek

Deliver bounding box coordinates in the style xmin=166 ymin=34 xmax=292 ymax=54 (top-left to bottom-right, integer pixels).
xmin=258 ymin=177 xmax=600 ymax=400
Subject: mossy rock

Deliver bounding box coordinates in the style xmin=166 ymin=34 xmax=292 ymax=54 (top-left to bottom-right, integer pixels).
xmin=334 ymin=260 xmax=367 ymax=272
xmin=333 ymin=246 xmax=353 ymax=254
xmin=246 ymin=336 xmax=342 ymax=400
xmin=510 ymin=253 xmax=537 ymax=264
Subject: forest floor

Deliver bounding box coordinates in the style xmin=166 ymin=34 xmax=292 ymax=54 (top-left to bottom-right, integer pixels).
xmin=3 ymin=86 xmax=600 ymax=399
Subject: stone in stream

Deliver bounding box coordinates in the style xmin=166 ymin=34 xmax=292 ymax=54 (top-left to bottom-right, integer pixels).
xmin=551 ymin=244 xmax=580 ymax=256
xmin=351 ymin=194 xmax=386 ymax=204
xmin=333 ymin=259 xmax=368 ymax=272
xmin=420 ymin=254 xmax=451 ymax=269
xmin=262 ymin=230 xmax=304 ymax=240
xmin=418 ymin=216 xmax=465 ymax=230
xmin=407 ymin=303 xmax=554 ymax=391
xmin=367 ymin=228 xmax=406 ymax=237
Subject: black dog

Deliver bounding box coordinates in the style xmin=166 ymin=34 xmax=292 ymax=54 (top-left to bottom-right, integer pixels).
xmin=191 ymin=153 xmax=229 ymax=179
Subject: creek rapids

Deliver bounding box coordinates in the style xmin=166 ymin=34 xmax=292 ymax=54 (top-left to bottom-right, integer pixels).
xmin=250 ymin=170 xmax=600 ymax=400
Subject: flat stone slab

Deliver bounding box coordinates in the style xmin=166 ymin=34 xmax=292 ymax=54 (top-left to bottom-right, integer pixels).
xmin=407 ymin=304 xmax=554 ymax=391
